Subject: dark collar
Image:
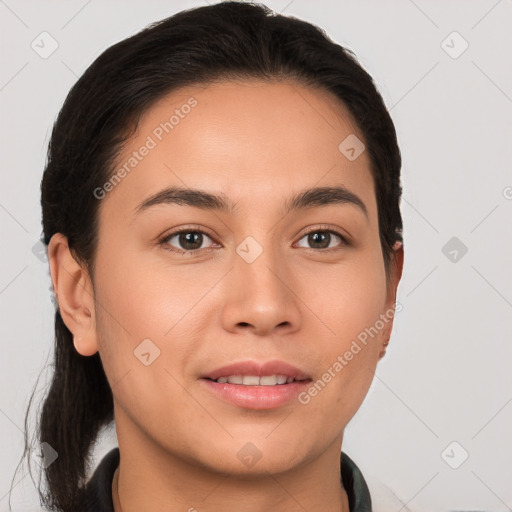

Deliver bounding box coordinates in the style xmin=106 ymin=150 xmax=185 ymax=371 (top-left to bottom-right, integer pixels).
xmin=80 ymin=448 xmax=372 ymax=511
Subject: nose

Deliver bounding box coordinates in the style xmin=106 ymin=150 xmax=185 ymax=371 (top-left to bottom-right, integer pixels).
xmin=220 ymin=238 xmax=302 ymax=337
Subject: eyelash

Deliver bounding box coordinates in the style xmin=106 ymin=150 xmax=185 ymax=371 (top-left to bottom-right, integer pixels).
xmin=158 ymin=224 xmax=350 ymax=255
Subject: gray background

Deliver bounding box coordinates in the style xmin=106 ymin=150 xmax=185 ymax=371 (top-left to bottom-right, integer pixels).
xmin=1 ymin=0 xmax=511 ymax=510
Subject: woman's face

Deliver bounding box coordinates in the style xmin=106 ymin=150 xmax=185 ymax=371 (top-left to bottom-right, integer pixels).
xmin=90 ymin=79 xmax=402 ymax=474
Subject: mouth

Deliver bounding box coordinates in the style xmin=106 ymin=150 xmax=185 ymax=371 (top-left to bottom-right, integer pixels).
xmin=204 ymin=375 xmax=309 ymax=385
xmin=200 ymin=377 xmax=312 ymax=410
xmin=200 ymin=360 xmax=312 ymax=410
xmin=201 ymin=359 xmax=311 ymax=382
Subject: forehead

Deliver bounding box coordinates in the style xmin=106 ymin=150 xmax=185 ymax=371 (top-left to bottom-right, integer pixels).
xmin=101 ymin=79 xmax=376 ymax=221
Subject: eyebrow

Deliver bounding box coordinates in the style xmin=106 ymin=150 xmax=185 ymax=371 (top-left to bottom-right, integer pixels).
xmin=133 ymin=185 xmax=368 ymax=220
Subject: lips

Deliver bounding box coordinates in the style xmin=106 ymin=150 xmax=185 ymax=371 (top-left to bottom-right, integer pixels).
xmin=201 ymin=359 xmax=311 ymax=382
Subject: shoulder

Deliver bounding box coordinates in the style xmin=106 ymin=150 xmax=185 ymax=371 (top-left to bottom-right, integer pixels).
xmin=340 ymin=451 xmax=373 ymax=512
xmin=77 ymin=447 xmax=119 ymax=512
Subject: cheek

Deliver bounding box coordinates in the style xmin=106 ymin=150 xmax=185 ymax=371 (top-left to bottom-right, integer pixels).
xmin=295 ymin=248 xmax=386 ymax=417
xmin=303 ymin=244 xmax=387 ymax=345
xmin=94 ymin=243 xmax=203 ymax=341
xmin=92 ymin=245 xmax=217 ymax=394
xmin=92 ymin=254 xmax=202 ymax=435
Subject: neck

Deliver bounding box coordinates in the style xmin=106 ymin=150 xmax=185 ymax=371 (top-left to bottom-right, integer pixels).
xmin=112 ymin=449 xmax=350 ymax=512
xmin=112 ymin=409 xmax=350 ymax=512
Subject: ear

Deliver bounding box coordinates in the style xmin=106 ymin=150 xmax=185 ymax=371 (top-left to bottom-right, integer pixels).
xmin=379 ymin=240 xmax=404 ymax=359
xmin=47 ymin=233 xmax=99 ymax=356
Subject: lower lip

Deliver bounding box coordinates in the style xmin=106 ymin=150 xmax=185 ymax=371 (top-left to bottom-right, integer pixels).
xmin=200 ymin=378 xmax=311 ymax=410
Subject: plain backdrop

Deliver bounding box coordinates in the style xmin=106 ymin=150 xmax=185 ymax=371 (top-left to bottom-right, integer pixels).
xmin=1 ymin=1 xmax=511 ymax=511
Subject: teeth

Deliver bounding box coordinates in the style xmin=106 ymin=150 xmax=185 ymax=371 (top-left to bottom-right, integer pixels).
xmin=214 ymin=374 xmax=299 ymax=385
xmin=243 ymin=375 xmax=260 ymax=385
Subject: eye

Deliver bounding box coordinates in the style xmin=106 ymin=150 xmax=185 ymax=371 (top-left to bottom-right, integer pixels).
xmin=158 ymin=226 xmax=349 ymax=254
xmin=295 ymin=228 xmax=349 ymax=251
xmin=159 ymin=228 xmax=218 ymax=253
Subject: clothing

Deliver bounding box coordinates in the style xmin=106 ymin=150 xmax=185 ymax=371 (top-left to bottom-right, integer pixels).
xmin=79 ymin=447 xmax=372 ymax=511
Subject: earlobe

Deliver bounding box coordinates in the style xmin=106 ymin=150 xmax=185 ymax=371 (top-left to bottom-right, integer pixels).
xmin=73 ymin=335 xmax=98 ymax=356
xmin=392 ymin=240 xmax=404 ymax=283
xmin=378 ymin=337 xmax=390 ymax=359
xmin=387 ymin=241 xmax=404 ymax=294
xmin=48 ymin=233 xmax=99 ymax=356
xmin=384 ymin=240 xmax=404 ymax=310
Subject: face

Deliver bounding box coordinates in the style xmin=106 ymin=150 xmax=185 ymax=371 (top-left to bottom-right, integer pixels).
xmin=89 ymin=79 xmax=401 ymax=475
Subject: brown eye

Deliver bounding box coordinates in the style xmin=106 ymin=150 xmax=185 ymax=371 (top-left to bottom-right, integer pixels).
xmin=160 ymin=229 xmax=216 ymax=253
xmin=296 ymin=229 xmax=348 ymax=250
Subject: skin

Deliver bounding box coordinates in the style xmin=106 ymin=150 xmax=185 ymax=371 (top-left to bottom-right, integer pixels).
xmin=49 ymin=79 xmax=403 ymax=512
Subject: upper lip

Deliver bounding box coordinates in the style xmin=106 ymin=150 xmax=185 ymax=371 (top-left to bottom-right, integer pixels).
xmin=202 ymin=360 xmax=311 ymax=381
